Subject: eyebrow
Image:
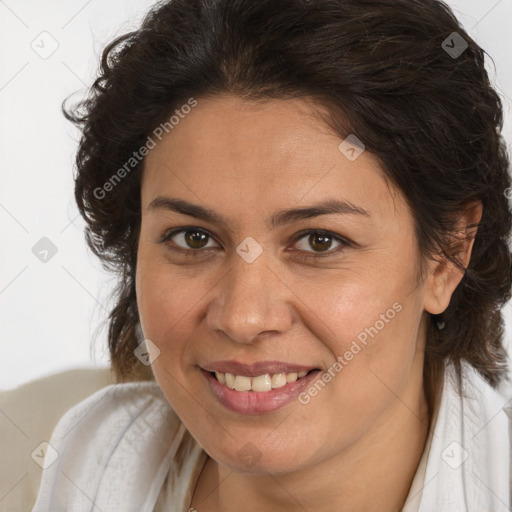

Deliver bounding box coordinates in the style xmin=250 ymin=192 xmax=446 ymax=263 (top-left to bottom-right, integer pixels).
xmin=147 ymin=196 xmax=370 ymax=229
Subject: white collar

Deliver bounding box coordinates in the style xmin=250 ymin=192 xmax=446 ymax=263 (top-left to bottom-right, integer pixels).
xmin=416 ymin=362 xmax=510 ymax=511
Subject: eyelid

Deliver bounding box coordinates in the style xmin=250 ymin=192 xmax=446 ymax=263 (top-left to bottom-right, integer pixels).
xmin=160 ymin=226 xmax=221 ymax=249
xmin=159 ymin=226 xmax=352 ymax=257
xmin=289 ymin=229 xmax=352 ymax=257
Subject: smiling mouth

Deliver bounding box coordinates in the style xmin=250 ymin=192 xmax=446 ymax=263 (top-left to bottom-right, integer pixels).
xmin=210 ymin=370 xmax=317 ymax=392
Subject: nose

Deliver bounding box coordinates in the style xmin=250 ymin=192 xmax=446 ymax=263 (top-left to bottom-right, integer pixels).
xmin=206 ymin=251 xmax=293 ymax=344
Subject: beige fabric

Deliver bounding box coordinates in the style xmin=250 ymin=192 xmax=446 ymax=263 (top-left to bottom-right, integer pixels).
xmin=0 ymin=368 xmax=114 ymax=512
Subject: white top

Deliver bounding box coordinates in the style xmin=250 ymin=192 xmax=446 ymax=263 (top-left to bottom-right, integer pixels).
xmin=31 ymin=362 xmax=511 ymax=512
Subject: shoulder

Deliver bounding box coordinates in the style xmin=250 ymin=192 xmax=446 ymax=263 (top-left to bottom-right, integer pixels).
xmin=30 ymin=375 xmax=185 ymax=512
xmin=418 ymin=362 xmax=511 ymax=511
xmin=0 ymin=368 xmax=115 ymax=512
xmin=499 ymin=376 xmax=512 ymax=484
xmin=45 ymin=376 xmax=180 ymax=455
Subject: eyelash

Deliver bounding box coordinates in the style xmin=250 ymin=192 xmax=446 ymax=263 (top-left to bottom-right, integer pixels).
xmin=159 ymin=226 xmax=352 ymax=260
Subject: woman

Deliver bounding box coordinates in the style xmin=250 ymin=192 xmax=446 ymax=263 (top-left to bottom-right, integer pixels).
xmin=31 ymin=0 xmax=512 ymax=510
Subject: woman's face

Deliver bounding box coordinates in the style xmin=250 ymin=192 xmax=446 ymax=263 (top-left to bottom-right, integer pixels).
xmin=136 ymin=93 xmax=433 ymax=473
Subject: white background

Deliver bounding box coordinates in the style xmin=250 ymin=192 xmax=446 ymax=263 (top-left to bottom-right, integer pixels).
xmin=1 ymin=0 xmax=511 ymax=390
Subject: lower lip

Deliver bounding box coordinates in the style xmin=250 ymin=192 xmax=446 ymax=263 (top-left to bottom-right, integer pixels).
xmin=200 ymin=369 xmax=321 ymax=414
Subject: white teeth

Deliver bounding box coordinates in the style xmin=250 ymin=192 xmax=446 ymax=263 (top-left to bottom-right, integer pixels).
xmin=252 ymin=374 xmax=272 ymax=392
xmin=271 ymin=373 xmax=287 ymax=389
xmin=213 ymin=370 xmax=311 ymax=392
xmin=225 ymin=373 xmax=235 ymax=389
xmin=234 ymin=375 xmax=252 ymax=391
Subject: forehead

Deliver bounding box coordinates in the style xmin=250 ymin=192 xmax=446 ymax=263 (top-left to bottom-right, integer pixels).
xmin=141 ymin=94 xmax=402 ymax=224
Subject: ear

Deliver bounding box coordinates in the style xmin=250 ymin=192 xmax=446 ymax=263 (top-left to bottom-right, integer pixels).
xmin=423 ymin=201 xmax=483 ymax=315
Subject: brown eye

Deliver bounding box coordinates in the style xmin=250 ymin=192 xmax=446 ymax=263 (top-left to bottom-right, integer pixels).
xmin=308 ymin=233 xmax=333 ymax=252
xmin=184 ymin=230 xmax=209 ymax=249
xmin=293 ymin=230 xmax=349 ymax=256
xmin=162 ymin=228 xmax=218 ymax=251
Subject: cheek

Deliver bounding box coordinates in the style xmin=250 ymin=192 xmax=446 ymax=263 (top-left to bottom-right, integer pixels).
xmin=135 ymin=260 xmax=205 ymax=413
xmin=135 ymin=255 xmax=220 ymax=387
xmin=299 ymin=263 xmax=424 ymax=394
xmin=287 ymin=262 xmax=417 ymax=351
xmin=136 ymin=249 xmax=205 ymax=335
xmin=293 ymin=288 xmax=423 ymax=451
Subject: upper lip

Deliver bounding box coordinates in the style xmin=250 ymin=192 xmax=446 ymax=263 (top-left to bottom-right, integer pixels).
xmin=201 ymin=360 xmax=319 ymax=377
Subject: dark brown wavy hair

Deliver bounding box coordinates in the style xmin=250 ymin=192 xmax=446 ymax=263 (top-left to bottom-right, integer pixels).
xmin=64 ymin=0 xmax=512 ymax=400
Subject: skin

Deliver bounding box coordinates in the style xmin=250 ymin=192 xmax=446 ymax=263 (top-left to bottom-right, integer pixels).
xmin=135 ymin=93 xmax=481 ymax=512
